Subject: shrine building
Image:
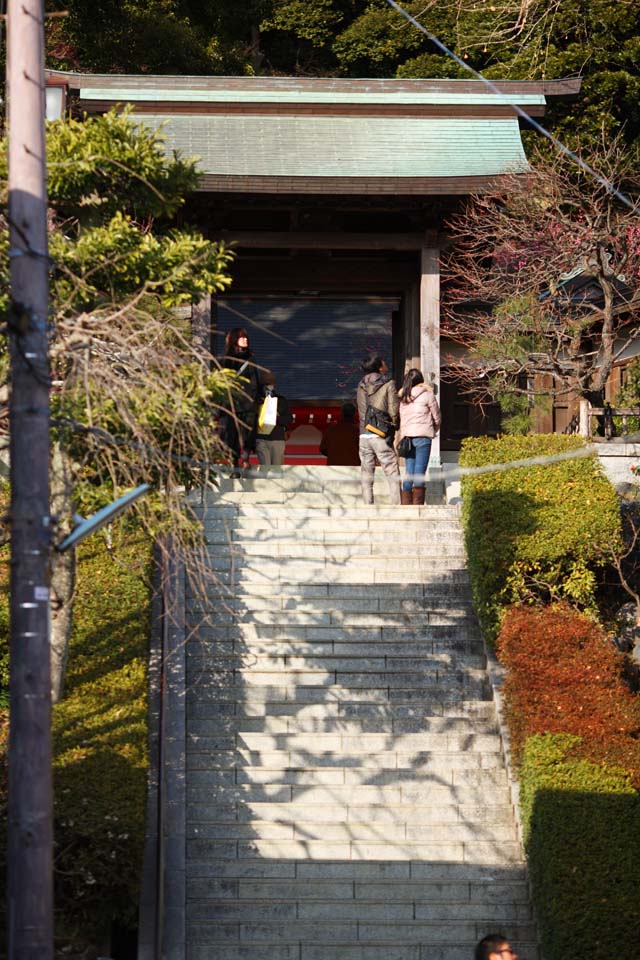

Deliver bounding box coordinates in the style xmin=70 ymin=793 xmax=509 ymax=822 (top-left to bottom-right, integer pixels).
xmin=46 ymin=71 xmax=580 ymax=463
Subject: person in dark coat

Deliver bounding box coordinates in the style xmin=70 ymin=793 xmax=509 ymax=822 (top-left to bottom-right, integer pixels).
xmin=256 ymin=371 xmax=293 ymax=468
xmin=320 ymin=402 xmax=360 ymax=466
xmin=219 ymin=327 xmax=261 ymax=473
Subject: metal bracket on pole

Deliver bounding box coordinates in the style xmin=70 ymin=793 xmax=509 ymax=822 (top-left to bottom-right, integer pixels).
xmin=56 ymin=484 xmax=151 ymax=552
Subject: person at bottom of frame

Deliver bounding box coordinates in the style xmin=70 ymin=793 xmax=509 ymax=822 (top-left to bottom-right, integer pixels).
xmin=255 ymin=370 xmax=293 ymax=468
xmin=474 ymin=934 xmax=519 ymax=960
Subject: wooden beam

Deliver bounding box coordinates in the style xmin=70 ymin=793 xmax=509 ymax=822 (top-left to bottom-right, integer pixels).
xmin=197 ymin=174 xmax=524 ymax=196
xmin=227 ymin=258 xmax=416 ymax=291
xmin=214 ymin=231 xmax=438 ymax=250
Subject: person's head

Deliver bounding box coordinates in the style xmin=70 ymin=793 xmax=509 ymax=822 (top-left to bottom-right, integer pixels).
xmin=225 ymin=327 xmax=250 ymax=356
xmin=261 ymin=370 xmax=276 ymax=390
xmin=474 ymin=935 xmax=518 ymax=960
xmin=361 ymin=354 xmax=388 ymax=376
xmin=400 ymin=367 xmax=424 ymax=402
xmin=341 ymin=402 xmax=356 ymax=421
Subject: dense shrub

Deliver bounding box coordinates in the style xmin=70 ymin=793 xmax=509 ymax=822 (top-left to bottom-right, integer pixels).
xmin=520 ymin=733 xmax=640 ymax=960
xmin=459 ymin=434 xmax=621 ymax=641
xmin=497 ymin=603 xmax=640 ymax=781
xmin=51 ymin=531 xmax=152 ymax=941
xmin=0 ymin=527 xmax=152 ymax=947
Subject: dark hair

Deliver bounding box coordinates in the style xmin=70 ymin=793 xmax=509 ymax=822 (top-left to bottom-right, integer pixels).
xmin=475 ymin=935 xmax=509 ymax=960
xmin=225 ymin=327 xmax=250 ymax=356
xmin=400 ymin=367 xmax=424 ymax=403
xmin=341 ymin=402 xmax=356 ymax=420
xmin=361 ymin=354 xmax=384 ymax=375
xmin=261 ymin=370 xmax=276 ymax=387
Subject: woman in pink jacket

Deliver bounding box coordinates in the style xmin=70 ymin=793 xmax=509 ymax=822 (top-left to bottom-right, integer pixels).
xmin=398 ymin=368 xmax=441 ymax=505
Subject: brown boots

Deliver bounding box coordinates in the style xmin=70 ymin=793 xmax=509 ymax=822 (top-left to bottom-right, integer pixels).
xmin=400 ymin=487 xmax=425 ymax=505
xmin=411 ymin=486 xmax=426 ymax=506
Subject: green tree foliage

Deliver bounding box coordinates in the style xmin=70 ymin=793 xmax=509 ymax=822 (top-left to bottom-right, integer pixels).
xmin=1 ymin=110 xmax=235 ymax=504
xmin=2 ymin=109 xmax=238 ymax=703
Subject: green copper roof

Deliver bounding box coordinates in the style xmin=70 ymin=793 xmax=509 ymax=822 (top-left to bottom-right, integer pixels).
xmin=131 ymin=113 xmax=529 ymax=180
xmin=83 ymin=86 xmax=545 ymax=107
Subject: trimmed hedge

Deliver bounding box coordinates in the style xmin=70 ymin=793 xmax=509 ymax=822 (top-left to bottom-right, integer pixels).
xmin=520 ymin=733 xmax=640 ymax=960
xmin=459 ymin=434 xmax=621 ymax=641
xmin=52 ymin=532 xmax=152 ymax=940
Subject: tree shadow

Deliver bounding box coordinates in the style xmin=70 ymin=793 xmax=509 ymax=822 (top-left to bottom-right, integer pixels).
xmin=179 ymin=484 xmax=540 ymax=959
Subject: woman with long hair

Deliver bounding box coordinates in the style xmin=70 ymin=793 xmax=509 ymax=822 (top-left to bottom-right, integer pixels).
xmin=397 ymin=368 xmax=441 ymax=505
xmin=219 ymin=326 xmax=261 ymax=474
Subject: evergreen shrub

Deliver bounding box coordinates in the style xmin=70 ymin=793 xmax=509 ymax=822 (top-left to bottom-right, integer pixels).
xmin=459 ymin=434 xmax=621 ymax=641
xmin=520 ymin=733 xmax=640 ymax=960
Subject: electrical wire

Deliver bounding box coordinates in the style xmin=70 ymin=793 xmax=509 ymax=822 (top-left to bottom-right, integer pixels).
xmin=383 ymin=0 xmax=637 ymax=213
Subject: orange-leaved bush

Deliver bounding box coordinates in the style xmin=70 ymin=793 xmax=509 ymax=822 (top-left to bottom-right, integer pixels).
xmin=496 ymin=603 xmax=640 ymax=782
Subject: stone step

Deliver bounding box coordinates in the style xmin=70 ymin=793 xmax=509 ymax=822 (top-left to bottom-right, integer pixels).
xmin=204 ymin=577 xmax=472 ymax=598
xmin=186 ymin=712 xmax=497 ymax=736
xmin=187 ymin=820 xmax=518 ymax=844
xmin=197 ymin=504 xmax=460 ymax=521
xmin=206 ymin=567 xmax=469 ymax=586
xmin=203 ymin=550 xmax=467 ymax=570
xmin=186 ymin=898 xmax=532 ymax=922
xmin=186 ymin=671 xmax=488 ymax=695
xmin=188 ymin=944 xmax=538 ymax=960
xmin=187 ymin=837 xmax=526 ymax=864
xmin=204 ymin=541 xmax=466 ymax=560
xmin=187 ymin=731 xmax=501 ymax=753
xmin=187 ymin=699 xmax=497 ymax=722
xmin=187 ymin=802 xmax=516 ymax=826
xmin=185 ymin=620 xmax=478 ymax=646
xmin=186 ymin=685 xmax=493 ymax=707
xmin=188 ymin=766 xmax=510 ymax=791
xmin=213 ymin=472 xmax=443 ymax=489
xmin=186 ymin=783 xmax=512 ymax=806
xmin=186 ymin=652 xmax=486 ymax=676
xmin=203 ymin=523 xmax=464 ymax=543
xmin=214 ymin=492 xmax=445 ymax=507
xmin=191 ymin=607 xmax=476 ymax=625
xmin=194 ymin=593 xmax=476 ymax=613
xmin=186 ymin=920 xmax=535 ymax=944
xmin=186 ymin=858 xmax=527 ymax=883
xmin=192 ymin=650 xmax=486 ymax=672
xmin=186 ymin=753 xmax=504 ymax=774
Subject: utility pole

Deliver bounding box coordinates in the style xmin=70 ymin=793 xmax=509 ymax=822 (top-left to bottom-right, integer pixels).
xmin=6 ymin=1 xmax=53 ymax=958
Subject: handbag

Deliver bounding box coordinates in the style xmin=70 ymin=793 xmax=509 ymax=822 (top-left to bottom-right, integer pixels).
xmin=258 ymin=394 xmax=278 ymax=434
xmin=397 ymin=435 xmax=413 ymax=458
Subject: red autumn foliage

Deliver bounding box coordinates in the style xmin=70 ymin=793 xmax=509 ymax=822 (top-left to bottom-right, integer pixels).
xmin=496 ymin=603 xmax=640 ymax=783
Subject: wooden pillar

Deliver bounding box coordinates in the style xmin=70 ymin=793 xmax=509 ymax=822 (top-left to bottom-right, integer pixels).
xmin=401 ymin=283 xmax=421 ymax=376
xmin=420 ymin=246 xmax=441 ymax=469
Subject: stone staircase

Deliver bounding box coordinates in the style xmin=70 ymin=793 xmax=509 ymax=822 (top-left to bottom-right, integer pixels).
xmin=184 ymin=467 xmax=537 ymax=960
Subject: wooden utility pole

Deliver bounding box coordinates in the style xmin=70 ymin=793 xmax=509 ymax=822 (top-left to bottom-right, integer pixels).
xmin=6 ymin=1 xmax=53 ymax=958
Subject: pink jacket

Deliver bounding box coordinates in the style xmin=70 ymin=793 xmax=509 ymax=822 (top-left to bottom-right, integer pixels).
xmin=399 ymin=385 xmax=442 ymax=438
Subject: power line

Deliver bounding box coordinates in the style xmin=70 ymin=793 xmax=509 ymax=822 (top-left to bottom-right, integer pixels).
xmin=383 ymin=0 xmax=637 ymax=213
